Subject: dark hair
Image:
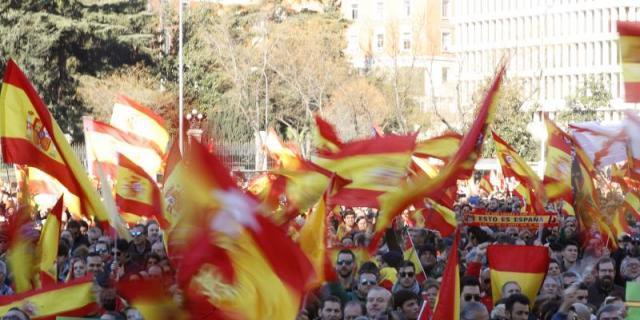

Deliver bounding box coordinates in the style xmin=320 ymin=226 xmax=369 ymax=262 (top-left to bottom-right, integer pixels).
xmin=321 ymin=295 xmax=342 ymax=310
xmin=461 ymin=276 xmax=480 ymax=292
xmin=343 ymin=209 xmax=356 ymax=217
xmin=344 ymin=300 xmax=366 ymax=315
xmin=6 ymin=307 xmax=30 ymax=320
xmin=57 ymin=242 xmax=69 ymax=257
xmin=393 ymin=290 xmax=419 ymax=309
xmin=359 ymin=261 xmax=380 ymax=277
xmin=116 ymin=239 xmax=129 ymax=252
xmin=505 ymin=293 xmax=530 ymax=312
xmin=563 ymin=240 xmax=579 ymax=251
xmin=596 ymin=257 xmax=616 ymax=271
xmin=87 ymin=252 xmax=102 ymax=260
xmin=398 ymin=260 xmax=416 ymax=272
xmin=337 ymin=249 xmax=356 ymax=262
xmin=67 ymin=220 xmax=81 ymax=230
xmin=79 ymin=220 xmax=89 ymax=230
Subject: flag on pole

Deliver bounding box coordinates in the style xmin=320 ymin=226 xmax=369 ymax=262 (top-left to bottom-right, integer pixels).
xmin=432 ymin=230 xmax=460 ymax=320
xmin=0 ymin=276 xmax=96 ymax=318
xmin=35 ymin=195 xmax=63 ymax=286
xmin=110 ymin=95 xmax=169 ymax=154
xmin=617 ymin=21 xmax=640 ymax=102
xmin=421 ymin=199 xmax=457 ymax=237
xmin=543 ymin=117 xmax=574 ymax=205
xmin=0 ymin=59 xmax=109 ymax=221
xmin=487 ymin=245 xmax=550 ymax=304
xmin=492 ymin=130 xmax=547 ymax=214
xmin=115 ymin=154 xmax=168 ymax=228
xmin=376 ymin=65 xmax=505 ymax=248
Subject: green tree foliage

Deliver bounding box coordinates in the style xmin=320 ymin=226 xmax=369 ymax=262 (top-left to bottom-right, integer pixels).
xmin=559 ymin=76 xmax=612 ymax=124
xmin=0 ymin=0 xmax=157 ymax=141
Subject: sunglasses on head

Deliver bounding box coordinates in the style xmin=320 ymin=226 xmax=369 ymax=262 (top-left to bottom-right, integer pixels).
xmin=131 ymin=230 xmax=143 ymax=237
xmin=337 ymin=260 xmax=353 ymax=266
xmin=399 ymin=272 xmax=415 ymax=278
xmin=463 ymin=294 xmax=481 ymax=302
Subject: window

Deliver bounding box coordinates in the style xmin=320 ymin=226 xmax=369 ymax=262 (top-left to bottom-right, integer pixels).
xmin=442 ymin=32 xmax=452 ymax=51
xmin=442 ymin=0 xmax=450 ymax=18
xmin=351 ymin=3 xmax=358 ymax=20
xmin=404 ymin=0 xmax=411 ymax=17
xmin=376 ymin=1 xmax=384 ymax=19
xmin=402 ymin=32 xmax=412 ymax=50
xmin=376 ymin=33 xmax=384 ymax=49
xmin=442 ymin=67 xmax=449 ymax=83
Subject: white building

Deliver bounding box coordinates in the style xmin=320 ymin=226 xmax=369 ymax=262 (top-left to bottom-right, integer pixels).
xmin=452 ymin=0 xmax=640 ymax=119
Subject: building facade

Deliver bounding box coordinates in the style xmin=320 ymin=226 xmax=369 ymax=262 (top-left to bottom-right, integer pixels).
xmin=452 ymin=0 xmax=640 ymax=118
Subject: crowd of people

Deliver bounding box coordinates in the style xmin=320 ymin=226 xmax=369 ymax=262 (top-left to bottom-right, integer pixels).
xmin=0 ymin=173 xmax=634 ymax=320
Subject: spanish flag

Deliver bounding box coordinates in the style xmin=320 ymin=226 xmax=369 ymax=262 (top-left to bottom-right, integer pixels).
xmin=6 ymin=209 xmax=36 ymax=293
xmin=625 ymin=190 xmax=640 ymax=219
xmin=376 ymin=65 xmax=505 ymax=247
xmin=115 ymin=154 xmax=168 ymax=228
xmin=479 ymin=174 xmax=494 ymax=194
xmin=433 ymin=230 xmax=460 ymax=320
xmin=84 ymin=118 xmax=163 ymax=181
xmin=0 ymin=276 xmax=95 ymax=318
xmin=313 ymin=133 xmax=417 ymax=208
xmin=110 ymin=94 xmax=169 ymax=154
xmin=611 ymin=207 xmax=632 ymax=238
xmin=117 ymin=278 xmax=188 ymax=320
xmin=618 ymin=21 xmax=640 ymax=102
xmin=493 ymin=130 xmax=547 ymax=214
xmin=313 ymin=115 xmax=344 ymax=153
xmin=171 ymin=141 xmax=314 ymax=319
xmin=422 ymin=199 xmax=457 ymax=237
xmin=487 ymin=245 xmax=549 ymax=304
xmin=0 ymin=59 xmax=109 ymax=222
xmin=263 ymin=128 xmax=301 ymax=170
xmin=17 ymin=166 xmax=82 ymax=218
xmin=161 ymin=140 xmax=185 ymax=229
xmin=543 ymin=116 xmax=574 ymax=204
xmin=298 ymin=174 xmax=348 ymax=289
xmin=414 ymin=132 xmax=463 ymax=161
xmin=35 ymin=195 xmax=63 ymax=286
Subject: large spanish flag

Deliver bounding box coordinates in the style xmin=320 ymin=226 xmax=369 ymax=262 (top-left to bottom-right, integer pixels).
xmin=612 ymin=207 xmax=632 ymax=238
xmin=110 ymin=94 xmax=169 ymax=154
xmin=313 ymin=133 xmax=417 ymax=208
xmin=414 ymin=132 xmax=463 ymax=161
xmin=0 ymin=59 xmax=109 ymax=221
xmin=492 ymin=130 xmax=547 ymax=214
xmin=487 ymin=245 xmax=549 ymax=304
xmin=171 ymin=141 xmax=314 ymax=319
xmin=618 ymin=21 xmax=640 ymax=102
xmin=376 ymin=65 xmax=505 ymax=246
xmin=84 ymin=118 xmax=163 ymax=180
xmin=433 ymin=230 xmax=460 ymax=320
xmin=422 ymin=199 xmax=457 ymax=237
xmin=313 ymin=115 xmax=344 ymax=153
xmin=6 ymin=209 xmax=36 ymax=293
xmin=543 ymin=116 xmax=574 ymax=204
xmin=0 ymin=276 xmax=95 ymax=318
xmin=17 ymin=166 xmax=82 ymax=218
xmin=35 ymin=195 xmax=63 ymax=285
xmin=115 ymin=154 xmax=168 ymax=228
xmin=117 ymin=278 xmax=188 ymax=320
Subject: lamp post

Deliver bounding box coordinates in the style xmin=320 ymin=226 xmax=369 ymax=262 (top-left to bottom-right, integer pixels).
xmin=185 ymin=108 xmax=206 ymax=149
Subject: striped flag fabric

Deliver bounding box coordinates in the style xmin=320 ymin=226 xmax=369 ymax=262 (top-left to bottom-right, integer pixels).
xmin=313 ymin=115 xmax=344 ymax=153
xmin=413 ymin=132 xmax=463 ymax=161
xmin=84 ymin=118 xmax=163 ymax=181
xmin=492 ymin=130 xmax=547 ymax=214
xmin=543 ymin=117 xmax=574 ymax=204
xmin=433 ymin=230 xmax=461 ymax=320
xmin=0 ymin=276 xmax=96 ymax=318
xmin=422 ymin=199 xmax=457 ymax=237
xmin=618 ymin=21 xmax=640 ymax=102
xmin=625 ymin=190 xmax=640 ymax=219
xmin=16 ymin=166 xmax=82 ymax=218
xmin=35 ymin=195 xmax=63 ymax=286
xmin=117 ymin=278 xmax=188 ymax=319
xmin=115 ymin=154 xmax=168 ymax=228
xmin=376 ymin=65 xmax=505 ymax=248
xmin=110 ymin=94 xmax=169 ymax=154
xmin=487 ymin=245 xmax=549 ymax=304
xmin=0 ymin=59 xmax=109 ymax=222
xmin=612 ymin=207 xmax=632 ymax=239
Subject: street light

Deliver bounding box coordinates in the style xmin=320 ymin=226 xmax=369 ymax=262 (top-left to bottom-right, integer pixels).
xmin=185 ymin=108 xmax=206 ymax=148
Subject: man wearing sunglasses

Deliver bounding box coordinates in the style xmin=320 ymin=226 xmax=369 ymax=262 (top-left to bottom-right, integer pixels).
xmin=127 ymin=225 xmax=150 ymax=273
xmin=323 ymin=249 xmax=358 ymax=303
xmin=392 ymin=260 xmax=420 ymax=295
xmin=460 ymin=276 xmax=482 ymax=306
xmin=349 ymin=268 xmax=379 ymax=304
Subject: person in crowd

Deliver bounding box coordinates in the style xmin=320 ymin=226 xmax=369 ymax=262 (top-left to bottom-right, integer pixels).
xmin=349 ymin=265 xmax=379 ymax=304
xmin=460 ymin=276 xmax=482 ymax=306
xmin=392 ymin=290 xmax=420 ymax=320
xmin=318 ymin=296 xmax=342 ymax=320
xmin=392 ymin=260 xmax=420 ymax=294
xmin=365 ymin=286 xmax=391 ymax=319
xmin=501 ymin=281 xmax=522 ymax=299
xmin=460 ymin=301 xmax=489 ymax=320
xmin=0 ymin=261 xmax=13 ymax=296
xmin=67 ymin=257 xmax=87 ymax=281
xmin=342 ymin=300 xmax=365 ymax=320
xmin=505 ymin=293 xmax=530 ymax=320
xmin=127 ymin=225 xmax=150 ymax=273
xmin=619 ymin=256 xmax=640 ymax=281
xmin=323 ymin=249 xmax=358 ymax=303
xmin=87 ymin=227 xmax=102 ymax=246
xmin=588 ymin=257 xmax=625 ymax=309
xmin=561 ymin=241 xmax=581 ymax=273
xmin=145 ymin=221 xmax=162 ymax=244
xmin=541 ymin=276 xmax=562 ymax=296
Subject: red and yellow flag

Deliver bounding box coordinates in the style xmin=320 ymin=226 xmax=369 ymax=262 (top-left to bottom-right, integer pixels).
xmin=612 ymin=207 xmax=632 ymax=239
xmin=36 ymin=195 xmax=63 ymax=286
xmin=0 ymin=59 xmax=108 ymax=221
xmin=479 ymin=174 xmax=493 ymax=194
xmin=115 ymin=154 xmax=168 ymax=228
xmin=17 ymin=166 xmax=82 ymax=218
xmin=84 ymin=118 xmax=163 ymax=180
xmin=543 ymin=117 xmax=574 ymax=204
xmin=618 ymin=21 xmax=640 ymax=102
xmin=624 ymin=190 xmax=640 ymax=219
xmin=6 ymin=211 xmax=36 ymax=293
xmin=0 ymin=276 xmax=95 ymax=318
xmin=313 ymin=133 xmax=417 ymax=208
xmin=487 ymin=245 xmax=549 ymax=304
xmin=170 ymin=141 xmax=314 ymax=319
xmin=376 ymin=65 xmax=505 ymax=246
xmin=313 ymin=115 xmax=344 ymax=153
xmin=117 ymin=278 xmax=188 ymax=320
xmin=493 ymin=131 xmax=547 ymax=214
xmin=433 ymin=230 xmax=460 ymax=320
xmin=422 ymin=199 xmax=457 ymax=237
xmin=414 ymin=132 xmax=463 ymax=161
xmin=110 ymin=94 xmax=169 ymax=154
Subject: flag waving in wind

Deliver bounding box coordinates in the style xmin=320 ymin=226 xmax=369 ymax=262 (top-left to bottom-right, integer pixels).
xmin=488 ymin=245 xmax=549 ymax=304
xmin=0 ymin=59 xmax=109 ymax=222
